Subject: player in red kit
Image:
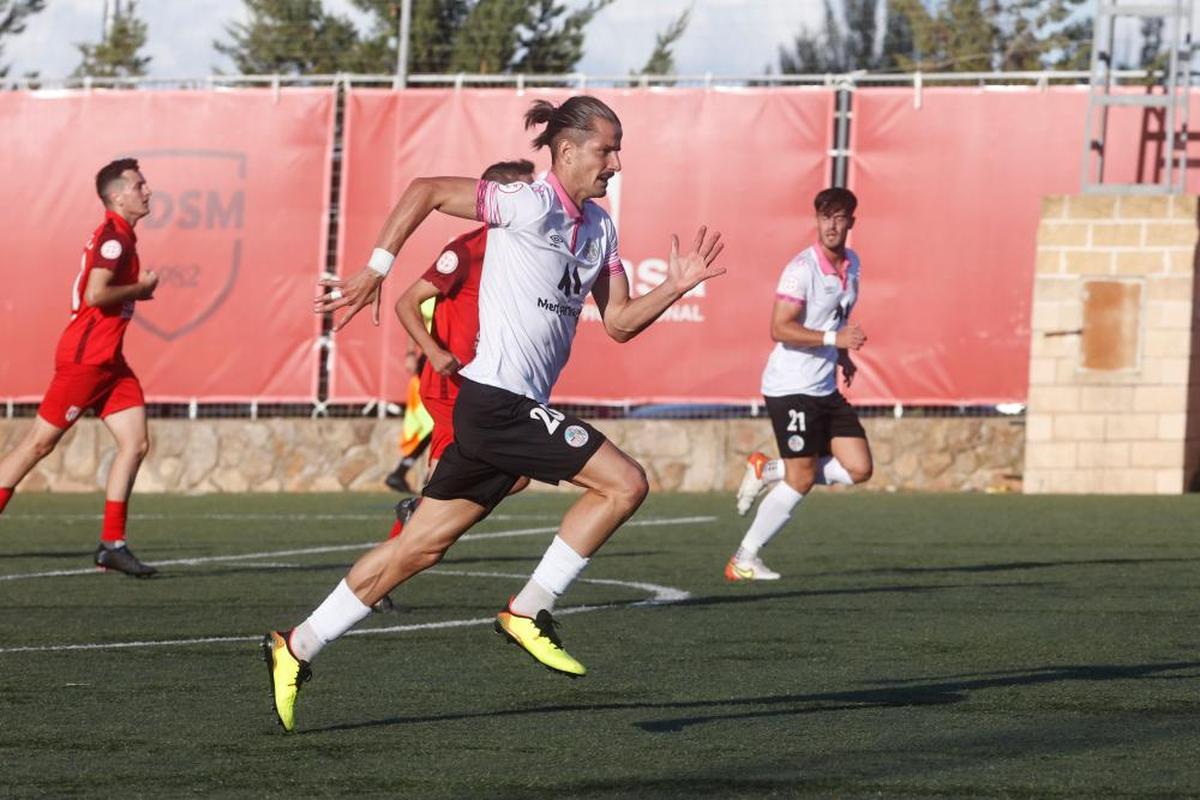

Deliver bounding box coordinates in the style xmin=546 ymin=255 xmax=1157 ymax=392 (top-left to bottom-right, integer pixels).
xmin=385 ymin=160 xmax=535 ymax=540
xmin=0 ymin=158 xmax=160 ymax=577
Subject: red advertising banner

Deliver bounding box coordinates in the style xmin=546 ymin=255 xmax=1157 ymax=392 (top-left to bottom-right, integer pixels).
xmin=0 ymin=89 xmax=334 ymax=402
xmin=332 ymin=87 xmax=834 ymax=403
xmin=848 ymin=86 xmax=1200 ymax=405
xmin=848 ymin=87 xmax=1084 ymax=404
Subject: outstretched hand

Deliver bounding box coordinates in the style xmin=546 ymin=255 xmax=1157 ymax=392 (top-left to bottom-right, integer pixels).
xmin=668 ymin=226 xmax=726 ymax=296
xmin=314 ymin=268 xmax=384 ymax=331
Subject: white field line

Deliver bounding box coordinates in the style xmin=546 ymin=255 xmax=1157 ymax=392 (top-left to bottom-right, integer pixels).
xmin=0 ymin=516 xmax=716 ymax=582
xmin=1 ymin=512 xmax=557 ymax=522
xmin=0 ymin=569 xmax=692 ymax=655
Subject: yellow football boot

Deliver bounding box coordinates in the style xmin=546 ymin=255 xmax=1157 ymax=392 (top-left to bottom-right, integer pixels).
xmin=261 ymin=630 xmax=312 ymax=732
xmin=494 ymin=602 xmax=586 ymax=678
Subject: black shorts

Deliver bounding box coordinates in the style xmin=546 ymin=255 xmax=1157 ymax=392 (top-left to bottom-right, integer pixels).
xmin=764 ymin=391 xmax=866 ymax=458
xmin=422 ymin=378 xmax=606 ymax=510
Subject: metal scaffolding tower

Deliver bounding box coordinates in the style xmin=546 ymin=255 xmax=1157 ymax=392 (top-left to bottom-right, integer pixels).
xmin=1081 ymin=0 xmax=1195 ymax=194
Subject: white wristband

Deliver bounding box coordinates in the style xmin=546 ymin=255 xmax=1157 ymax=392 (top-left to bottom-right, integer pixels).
xmin=823 ymin=330 xmax=838 ymax=347
xmin=367 ymin=247 xmax=395 ymax=277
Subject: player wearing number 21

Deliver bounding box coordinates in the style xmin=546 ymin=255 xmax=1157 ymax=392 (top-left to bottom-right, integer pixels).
xmin=261 ymin=95 xmax=725 ymax=732
xmin=726 ymin=187 xmax=873 ymax=582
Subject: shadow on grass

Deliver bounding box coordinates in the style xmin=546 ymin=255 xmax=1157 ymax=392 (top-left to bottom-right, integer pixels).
xmin=305 ymin=658 xmax=1199 ymax=736
xmin=828 ymin=556 xmax=1200 ymax=577
xmin=0 ymin=550 xmax=92 ymax=561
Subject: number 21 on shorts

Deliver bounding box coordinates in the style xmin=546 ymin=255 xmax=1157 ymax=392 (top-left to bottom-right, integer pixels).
xmin=530 ymin=405 xmax=565 ymax=435
xmin=787 ymin=409 xmax=807 ymax=432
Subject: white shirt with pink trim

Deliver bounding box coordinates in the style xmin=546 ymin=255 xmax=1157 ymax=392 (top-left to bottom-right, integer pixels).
xmin=761 ymin=244 xmax=860 ymax=398
xmin=460 ymin=175 xmax=623 ymax=403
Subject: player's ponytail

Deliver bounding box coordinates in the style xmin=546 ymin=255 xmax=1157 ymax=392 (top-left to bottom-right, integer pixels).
xmin=525 ymin=95 xmax=621 ymax=160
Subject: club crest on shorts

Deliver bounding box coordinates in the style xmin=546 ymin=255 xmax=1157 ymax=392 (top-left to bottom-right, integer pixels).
xmin=436 ymin=250 xmax=459 ymax=274
xmin=564 ymin=425 xmax=589 ymax=448
xmin=65 ymin=406 xmax=81 ymax=423
xmin=787 ymin=434 xmax=804 ymax=453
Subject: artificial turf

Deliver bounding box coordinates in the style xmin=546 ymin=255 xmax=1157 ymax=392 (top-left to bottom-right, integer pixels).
xmin=1 ymin=491 xmax=1198 ymax=798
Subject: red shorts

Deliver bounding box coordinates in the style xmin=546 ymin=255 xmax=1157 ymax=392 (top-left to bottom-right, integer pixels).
xmin=38 ymin=362 xmax=145 ymax=429
xmin=422 ymin=393 xmax=457 ymax=462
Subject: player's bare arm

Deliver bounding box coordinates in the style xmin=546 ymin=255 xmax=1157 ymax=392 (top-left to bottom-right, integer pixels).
xmin=770 ymin=300 xmax=866 ymax=350
xmin=591 ymin=226 xmax=725 ymax=343
xmin=84 ymin=266 xmax=159 ymax=307
xmin=315 ymin=176 xmax=479 ymax=332
xmin=394 ymin=278 xmax=460 ymax=376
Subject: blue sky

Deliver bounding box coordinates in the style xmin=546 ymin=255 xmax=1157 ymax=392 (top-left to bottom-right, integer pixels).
xmin=3 ymin=1 xmax=821 ymax=79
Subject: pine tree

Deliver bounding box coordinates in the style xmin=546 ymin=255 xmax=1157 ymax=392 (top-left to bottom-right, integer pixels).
xmin=513 ymin=0 xmax=612 ymax=74
xmin=0 ymin=0 xmax=45 ymax=78
xmin=635 ymin=5 xmax=690 ymax=75
xmin=215 ymin=0 xmax=368 ymax=75
xmin=779 ymin=0 xmax=912 ymax=73
xmin=349 ymin=0 xmax=470 ymax=74
xmin=73 ymin=0 xmax=151 ymax=78
xmin=891 ymin=0 xmax=1090 ymax=72
xmin=346 ymin=0 xmax=609 ymax=76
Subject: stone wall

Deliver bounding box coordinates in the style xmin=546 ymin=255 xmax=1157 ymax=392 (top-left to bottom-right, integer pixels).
xmin=0 ymin=415 xmax=1023 ymax=494
xmin=1025 ymin=195 xmax=1200 ymax=494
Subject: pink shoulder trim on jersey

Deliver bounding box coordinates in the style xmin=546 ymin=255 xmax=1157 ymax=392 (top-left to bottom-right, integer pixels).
xmin=546 ymin=172 xmax=581 ymax=221
xmin=776 ymin=294 xmax=805 ymax=305
xmin=475 ymin=180 xmax=492 ymax=224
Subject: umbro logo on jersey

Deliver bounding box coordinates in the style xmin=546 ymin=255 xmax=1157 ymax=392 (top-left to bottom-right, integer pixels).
xmin=548 ymin=233 xmax=568 ymax=247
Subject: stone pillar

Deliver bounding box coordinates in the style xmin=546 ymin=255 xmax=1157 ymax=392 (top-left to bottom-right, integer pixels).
xmin=1024 ymin=195 xmax=1200 ymax=494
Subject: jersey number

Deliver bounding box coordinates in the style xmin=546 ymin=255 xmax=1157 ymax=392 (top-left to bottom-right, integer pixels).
xmin=69 ymin=251 xmax=89 ymax=313
xmin=787 ymin=410 xmax=807 ymax=433
xmin=558 ymin=262 xmax=582 ymax=296
xmin=530 ymin=405 xmax=565 ymax=435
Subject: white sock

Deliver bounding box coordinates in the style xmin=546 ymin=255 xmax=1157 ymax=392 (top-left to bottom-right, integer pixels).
xmin=510 ymin=536 xmax=589 ymax=617
xmin=761 ymin=458 xmax=785 ymax=483
xmin=288 ymin=579 xmax=371 ymax=662
xmin=815 ymin=456 xmax=854 ymax=486
xmin=736 ymin=482 xmax=804 ymax=559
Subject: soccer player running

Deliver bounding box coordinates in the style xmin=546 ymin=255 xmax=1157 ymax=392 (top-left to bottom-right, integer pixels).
xmin=0 ymin=158 xmax=159 ymax=577
xmin=725 ymin=187 xmax=871 ymax=581
xmin=384 ymin=158 xmax=537 ymax=540
xmin=263 ymin=95 xmax=725 ymax=732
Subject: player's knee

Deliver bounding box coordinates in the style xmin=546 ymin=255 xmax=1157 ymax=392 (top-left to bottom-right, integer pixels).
xmin=28 ymin=436 xmax=57 ymax=460
xmin=119 ymin=436 xmax=150 ymax=461
xmin=848 ymin=462 xmax=873 ymax=484
xmin=611 ymin=461 xmax=648 ymax=512
xmin=786 ymin=475 xmax=816 ymax=494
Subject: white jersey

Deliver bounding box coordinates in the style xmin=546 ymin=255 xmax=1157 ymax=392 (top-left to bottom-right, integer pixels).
xmin=459 ymin=174 xmax=623 ymax=403
xmin=760 ymin=244 xmax=860 ymax=397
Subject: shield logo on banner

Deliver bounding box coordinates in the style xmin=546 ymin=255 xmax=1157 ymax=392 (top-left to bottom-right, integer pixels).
xmin=129 ymin=149 xmax=245 ymax=341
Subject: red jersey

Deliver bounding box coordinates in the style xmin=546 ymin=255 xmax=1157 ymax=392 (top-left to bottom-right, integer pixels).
xmin=419 ymin=226 xmax=486 ymax=402
xmin=55 ymin=210 xmax=140 ymax=367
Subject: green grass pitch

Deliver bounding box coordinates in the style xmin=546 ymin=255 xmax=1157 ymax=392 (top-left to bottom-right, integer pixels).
xmin=1 ymin=491 xmax=1199 ymax=798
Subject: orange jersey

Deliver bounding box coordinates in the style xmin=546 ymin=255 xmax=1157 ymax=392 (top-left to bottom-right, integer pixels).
xmin=55 ymin=210 xmax=140 ymax=367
